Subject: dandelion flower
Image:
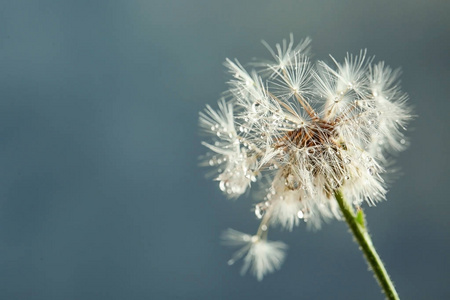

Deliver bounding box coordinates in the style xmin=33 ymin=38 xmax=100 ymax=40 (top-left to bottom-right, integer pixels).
xmin=199 ymin=35 xmax=411 ymax=286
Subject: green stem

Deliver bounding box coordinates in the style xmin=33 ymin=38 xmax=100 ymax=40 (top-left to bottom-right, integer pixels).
xmin=334 ymin=189 xmax=400 ymax=300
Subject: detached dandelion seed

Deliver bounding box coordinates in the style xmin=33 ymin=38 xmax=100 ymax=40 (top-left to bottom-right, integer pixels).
xmin=199 ymin=35 xmax=411 ymax=299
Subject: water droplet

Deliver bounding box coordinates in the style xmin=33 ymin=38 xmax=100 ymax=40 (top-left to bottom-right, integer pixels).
xmin=251 ymin=236 xmax=259 ymax=243
xmin=255 ymin=204 xmax=265 ymax=219
xmin=208 ymin=159 xmax=215 ymax=166
xmin=219 ymin=181 xmax=226 ymax=192
xmin=227 ymin=259 xmax=235 ymax=265
xmin=297 ymin=210 xmax=304 ymax=219
xmin=261 ymin=225 xmax=268 ymax=231
xmin=400 ymin=139 xmax=406 ymax=145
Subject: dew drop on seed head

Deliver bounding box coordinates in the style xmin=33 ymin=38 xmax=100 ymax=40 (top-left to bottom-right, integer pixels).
xmin=227 ymin=259 xmax=235 ymax=266
xmin=261 ymin=225 xmax=268 ymax=231
xmin=400 ymin=139 xmax=406 ymax=145
xmin=297 ymin=210 xmax=304 ymax=219
xmin=219 ymin=181 xmax=226 ymax=192
xmin=255 ymin=204 xmax=265 ymax=219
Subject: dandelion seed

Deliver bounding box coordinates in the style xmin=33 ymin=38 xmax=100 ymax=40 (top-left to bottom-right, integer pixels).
xmin=221 ymin=229 xmax=287 ymax=281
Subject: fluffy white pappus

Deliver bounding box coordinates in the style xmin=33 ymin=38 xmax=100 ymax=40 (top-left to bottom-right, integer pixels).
xmin=268 ymin=184 xmax=304 ymax=231
xmin=199 ymin=99 xmax=257 ymax=198
xmin=269 ymin=53 xmax=313 ymax=101
xmin=260 ymin=33 xmax=311 ymax=75
xmin=367 ymin=62 xmax=412 ymax=160
xmin=221 ymin=229 xmax=287 ymax=281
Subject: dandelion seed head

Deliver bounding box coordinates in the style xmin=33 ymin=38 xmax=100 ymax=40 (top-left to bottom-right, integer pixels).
xmin=200 ymin=36 xmax=411 ymax=280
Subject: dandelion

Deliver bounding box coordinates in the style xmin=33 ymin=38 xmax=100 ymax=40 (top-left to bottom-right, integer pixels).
xmin=199 ymin=35 xmax=411 ymax=299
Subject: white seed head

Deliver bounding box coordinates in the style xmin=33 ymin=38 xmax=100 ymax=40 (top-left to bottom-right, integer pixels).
xmin=200 ymin=35 xmax=411 ymax=279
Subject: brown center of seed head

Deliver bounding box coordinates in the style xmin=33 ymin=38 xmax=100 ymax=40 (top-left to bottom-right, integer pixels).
xmin=275 ymin=119 xmax=336 ymax=151
xmin=274 ymin=119 xmax=345 ymax=196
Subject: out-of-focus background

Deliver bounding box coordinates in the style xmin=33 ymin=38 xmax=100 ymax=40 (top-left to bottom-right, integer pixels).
xmin=0 ymin=1 xmax=448 ymax=299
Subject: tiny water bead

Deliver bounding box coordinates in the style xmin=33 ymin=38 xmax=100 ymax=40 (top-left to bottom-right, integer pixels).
xmin=255 ymin=201 xmax=271 ymax=219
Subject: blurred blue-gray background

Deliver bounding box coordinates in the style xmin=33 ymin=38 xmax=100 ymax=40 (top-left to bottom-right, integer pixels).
xmin=0 ymin=1 xmax=448 ymax=299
